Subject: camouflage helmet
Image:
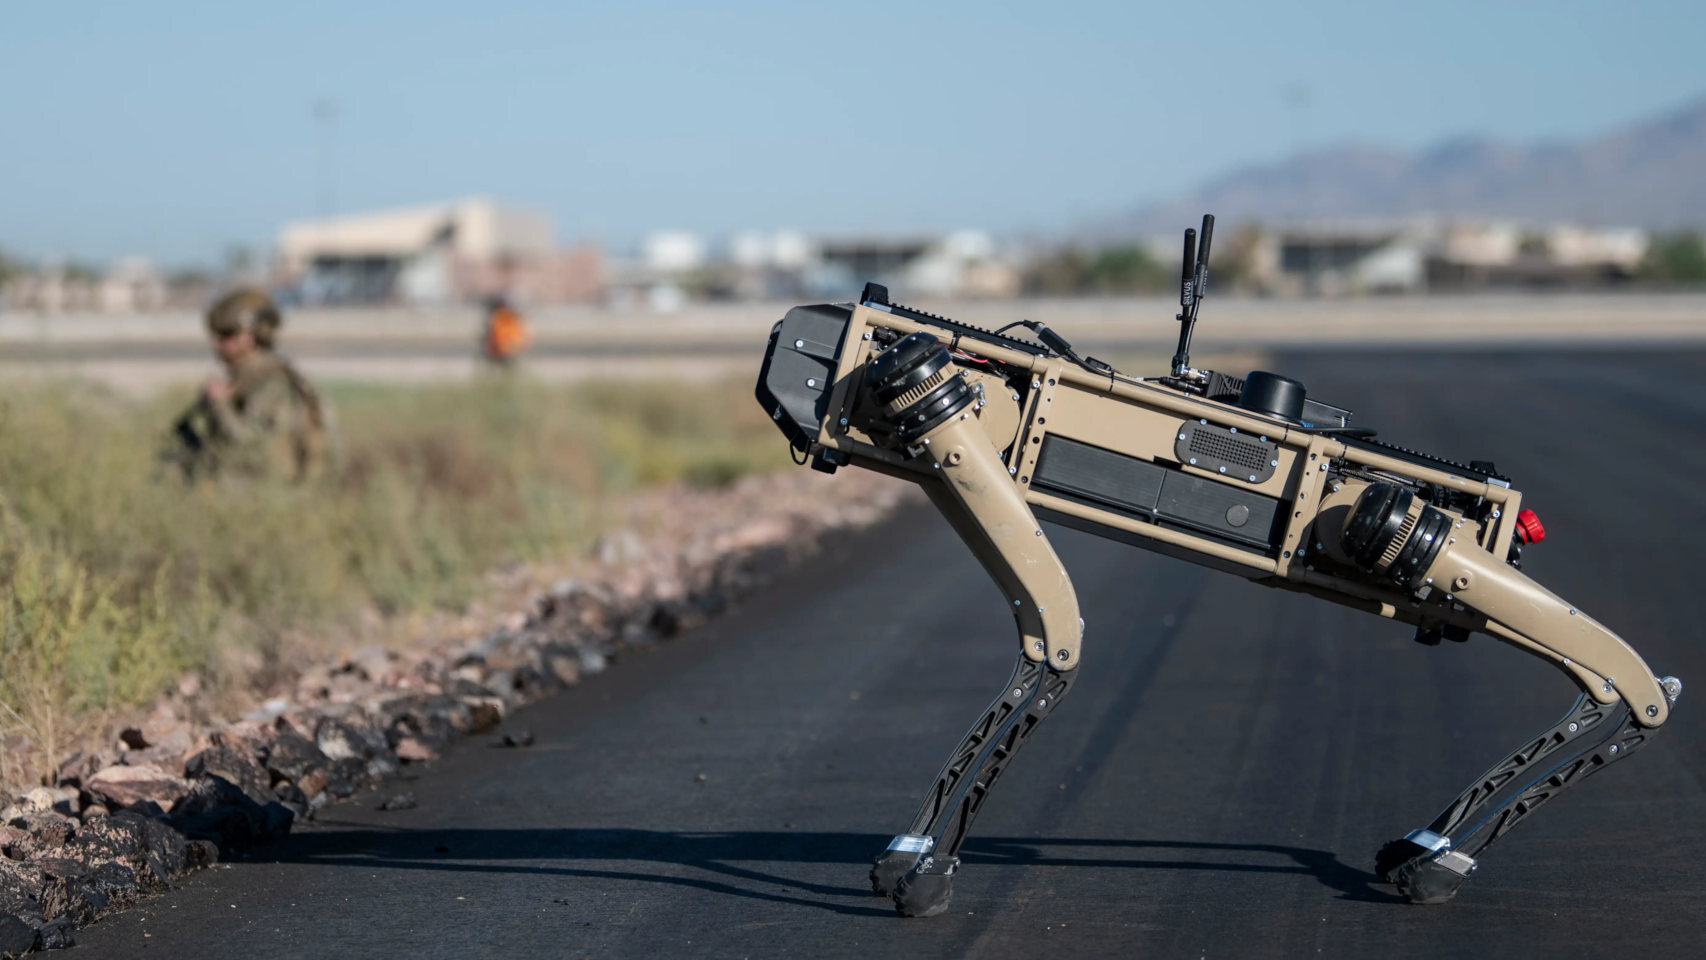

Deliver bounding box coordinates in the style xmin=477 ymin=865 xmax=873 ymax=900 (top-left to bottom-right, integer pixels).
xmin=206 ymin=287 xmax=282 ymax=348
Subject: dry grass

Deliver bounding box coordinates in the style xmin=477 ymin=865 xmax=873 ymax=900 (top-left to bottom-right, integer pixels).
xmin=0 ymin=374 xmax=786 ymax=791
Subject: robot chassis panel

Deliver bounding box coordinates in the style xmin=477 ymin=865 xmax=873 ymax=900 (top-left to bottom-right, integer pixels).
xmin=754 ymin=217 xmax=1681 ymax=917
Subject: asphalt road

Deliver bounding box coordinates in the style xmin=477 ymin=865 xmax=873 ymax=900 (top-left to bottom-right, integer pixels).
xmin=78 ymin=349 xmax=1706 ymax=959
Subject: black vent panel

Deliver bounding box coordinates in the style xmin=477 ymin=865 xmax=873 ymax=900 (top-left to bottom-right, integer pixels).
xmin=1174 ymin=421 xmax=1278 ymax=483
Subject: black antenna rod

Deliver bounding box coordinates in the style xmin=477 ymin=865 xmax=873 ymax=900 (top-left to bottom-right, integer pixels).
xmin=1172 ymin=214 xmax=1215 ymax=377
xmin=1172 ymin=227 xmax=1195 ymax=376
xmin=1179 ymin=228 xmax=1197 ymax=310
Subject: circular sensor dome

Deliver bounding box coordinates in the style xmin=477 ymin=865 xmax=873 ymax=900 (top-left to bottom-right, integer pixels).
xmin=1237 ymin=371 xmax=1308 ymax=422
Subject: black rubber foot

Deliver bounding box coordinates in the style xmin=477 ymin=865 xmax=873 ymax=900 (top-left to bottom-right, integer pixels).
xmin=893 ymin=864 xmax=955 ymax=918
xmin=1395 ymin=858 xmax=1471 ymax=905
xmin=1374 ymin=837 xmax=1432 ymax=883
xmin=870 ymin=850 xmax=918 ymax=897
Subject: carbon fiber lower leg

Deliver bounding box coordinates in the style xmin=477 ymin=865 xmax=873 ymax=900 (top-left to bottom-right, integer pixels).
xmin=871 ymin=654 xmax=1077 ymax=916
xmin=1377 ymin=689 xmax=1671 ymax=904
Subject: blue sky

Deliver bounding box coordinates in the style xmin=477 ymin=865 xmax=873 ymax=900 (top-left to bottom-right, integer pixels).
xmin=4 ymin=0 xmax=1704 ymax=264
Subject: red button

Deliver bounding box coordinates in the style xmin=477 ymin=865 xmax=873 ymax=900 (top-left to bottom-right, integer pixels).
xmin=1515 ymin=508 xmax=1545 ymax=544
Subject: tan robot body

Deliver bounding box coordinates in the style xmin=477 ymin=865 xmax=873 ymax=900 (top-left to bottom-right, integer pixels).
xmin=754 ymin=217 xmax=1679 ymax=917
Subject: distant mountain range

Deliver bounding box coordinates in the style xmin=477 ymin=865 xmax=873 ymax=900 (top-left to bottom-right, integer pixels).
xmin=1109 ymin=96 xmax=1706 ymax=236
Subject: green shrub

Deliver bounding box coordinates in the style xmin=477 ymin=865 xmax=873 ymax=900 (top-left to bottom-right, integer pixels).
xmin=1641 ymin=232 xmax=1706 ymax=284
xmin=0 ymin=375 xmax=786 ymax=788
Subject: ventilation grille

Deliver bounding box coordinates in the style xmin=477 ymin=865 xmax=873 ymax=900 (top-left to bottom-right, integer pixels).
xmin=1174 ymin=421 xmax=1279 ymax=484
xmin=1189 ymin=431 xmax=1267 ymax=471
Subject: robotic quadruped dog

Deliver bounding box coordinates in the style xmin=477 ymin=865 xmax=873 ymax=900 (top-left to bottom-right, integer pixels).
xmin=755 ymin=214 xmax=1682 ymax=917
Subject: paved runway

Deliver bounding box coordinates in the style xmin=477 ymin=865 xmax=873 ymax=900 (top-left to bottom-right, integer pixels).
xmin=7 ymin=292 xmax=1706 ymax=392
xmin=77 ymin=349 xmax=1706 ymax=958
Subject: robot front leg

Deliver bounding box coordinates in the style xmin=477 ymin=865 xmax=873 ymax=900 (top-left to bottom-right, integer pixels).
xmin=856 ymin=332 xmax=1084 ymax=917
xmin=864 ymin=466 xmax=1081 ymax=917
xmin=869 ymin=655 xmax=1048 ymax=898
xmin=871 ymin=655 xmax=1077 ymax=917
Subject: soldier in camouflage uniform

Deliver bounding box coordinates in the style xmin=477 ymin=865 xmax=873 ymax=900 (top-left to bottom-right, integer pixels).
xmin=168 ymin=288 xmax=328 ymax=482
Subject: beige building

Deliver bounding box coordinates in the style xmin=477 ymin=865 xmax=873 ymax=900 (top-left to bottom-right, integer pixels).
xmin=277 ymin=197 xmax=602 ymax=305
xmin=2 ymin=257 xmax=173 ymax=314
xmin=1241 ymin=219 xmax=1652 ymax=295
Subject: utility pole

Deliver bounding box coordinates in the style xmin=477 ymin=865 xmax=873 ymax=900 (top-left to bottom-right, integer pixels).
xmin=1283 ymin=83 xmax=1313 ymax=295
xmin=313 ymin=99 xmax=338 ymax=217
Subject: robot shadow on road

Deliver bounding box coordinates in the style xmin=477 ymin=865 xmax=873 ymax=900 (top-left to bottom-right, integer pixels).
xmin=262 ymin=826 xmax=1402 ymax=913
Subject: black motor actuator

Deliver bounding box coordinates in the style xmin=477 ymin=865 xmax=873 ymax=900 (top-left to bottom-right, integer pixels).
xmin=1341 ymin=481 xmax=1452 ymax=589
xmin=869 ymin=332 xmax=976 ymax=444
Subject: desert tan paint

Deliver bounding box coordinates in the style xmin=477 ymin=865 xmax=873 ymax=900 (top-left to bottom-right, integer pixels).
xmin=961 ymin=368 xmax=1022 ymax=454
xmin=810 ymin=308 xmax=1666 ymax=725
xmin=917 ymin=408 xmax=1082 ymax=667
xmin=1314 ymin=476 xmax=1666 ymax=723
xmin=1420 ymin=537 xmax=1669 ymax=723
